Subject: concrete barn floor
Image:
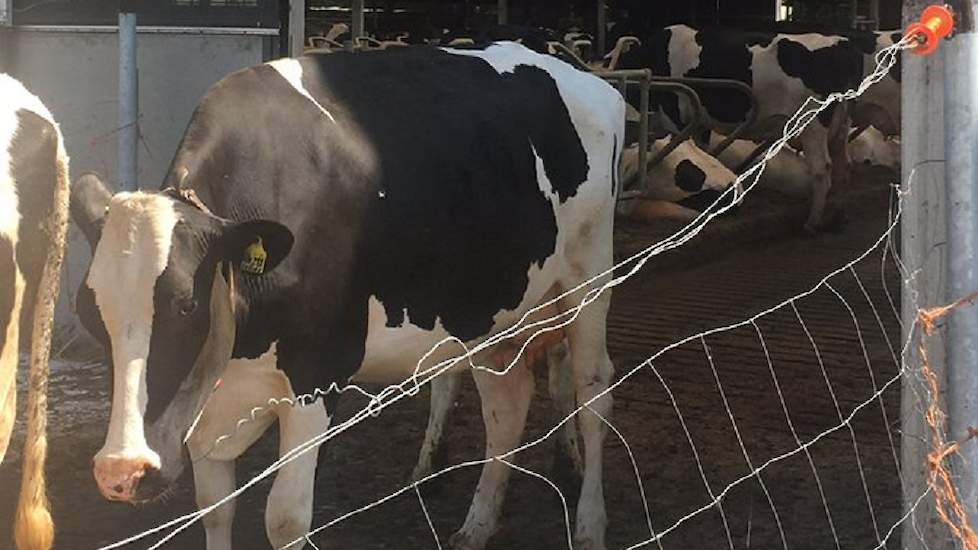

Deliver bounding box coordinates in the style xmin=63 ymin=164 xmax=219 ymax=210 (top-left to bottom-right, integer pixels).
xmin=0 ymin=171 xmax=908 ymax=549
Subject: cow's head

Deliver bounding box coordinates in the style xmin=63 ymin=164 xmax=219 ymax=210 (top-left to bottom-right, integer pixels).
xmin=849 ymin=127 xmax=900 ymax=173
xmin=621 ymin=139 xmax=739 ymax=215
xmin=70 ymin=173 xmax=293 ymax=503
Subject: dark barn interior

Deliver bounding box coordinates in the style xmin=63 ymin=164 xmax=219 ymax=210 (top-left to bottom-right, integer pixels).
xmin=303 ymin=0 xmax=904 ymax=48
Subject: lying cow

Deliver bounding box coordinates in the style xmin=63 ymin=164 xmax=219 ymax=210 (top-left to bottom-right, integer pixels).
xmin=0 ymin=74 xmax=71 ymax=550
xmin=618 ymin=25 xmax=867 ymax=233
xmin=617 ymin=137 xmax=737 ymax=223
xmin=706 ymin=127 xmax=898 ymax=200
xmin=71 ymin=43 xmax=623 ymax=550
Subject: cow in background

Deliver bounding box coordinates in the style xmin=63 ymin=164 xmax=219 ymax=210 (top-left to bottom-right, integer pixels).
xmin=617 ymin=25 xmax=866 ymax=233
xmin=0 ymin=73 xmax=71 ymax=550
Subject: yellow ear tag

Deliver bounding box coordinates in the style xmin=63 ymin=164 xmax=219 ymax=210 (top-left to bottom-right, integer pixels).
xmin=240 ymin=237 xmax=268 ymax=275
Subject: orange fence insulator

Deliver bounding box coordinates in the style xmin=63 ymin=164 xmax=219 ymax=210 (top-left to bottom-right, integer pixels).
xmin=907 ymin=4 xmax=955 ymax=56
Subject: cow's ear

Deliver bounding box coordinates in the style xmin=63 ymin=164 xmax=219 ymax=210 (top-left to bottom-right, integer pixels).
xmin=70 ymin=173 xmax=113 ymax=251
xmin=219 ymin=220 xmax=294 ymax=277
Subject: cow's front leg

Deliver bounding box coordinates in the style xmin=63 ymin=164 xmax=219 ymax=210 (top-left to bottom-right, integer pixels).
xmin=799 ymin=124 xmax=833 ymax=234
xmin=266 ymin=398 xmax=331 ymax=550
xmin=412 ymin=370 xmax=462 ymax=482
xmin=193 ymin=458 xmax=236 ymax=550
xmin=449 ymin=361 xmax=534 ymax=550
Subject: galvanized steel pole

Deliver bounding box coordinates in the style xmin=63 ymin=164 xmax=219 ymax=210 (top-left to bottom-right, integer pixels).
xmin=944 ymin=0 xmax=978 ymax=531
xmin=351 ymin=0 xmax=365 ymax=42
xmin=901 ymin=1 xmax=952 ymax=548
xmin=118 ymin=10 xmax=138 ymax=191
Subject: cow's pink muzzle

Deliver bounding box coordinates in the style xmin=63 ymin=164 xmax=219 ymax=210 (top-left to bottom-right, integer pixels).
xmin=93 ymin=456 xmax=158 ymax=502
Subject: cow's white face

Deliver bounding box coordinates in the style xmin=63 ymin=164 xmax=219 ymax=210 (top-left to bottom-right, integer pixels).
xmin=71 ymin=175 xmax=293 ymax=503
xmin=849 ymin=127 xmax=900 ymax=172
xmin=621 ymin=139 xmax=737 ymax=210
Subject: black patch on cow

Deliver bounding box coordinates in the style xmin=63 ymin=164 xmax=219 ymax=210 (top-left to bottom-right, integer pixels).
xmin=144 ymin=206 xmax=224 ymax=423
xmin=10 ymin=109 xmax=59 ymax=336
xmin=675 ymin=159 xmax=707 ymax=192
xmin=684 ymin=29 xmax=757 ymax=125
xmin=0 ymin=237 xmax=14 ymax=356
xmin=678 ymin=188 xmax=738 ymax=214
xmin=298 ymin=49 xmax=583 ymax=337
xmin=620 ymin=28 xmax=683 ymax=130
xmin=776 ymin=38 xmax=863 ymax=98
xmin=848 ymin=32 xmax=878 ymax=54
xmin=153 ymin=45 xmax=600 ymax=397
xmin=677 ymin=189 xmax=721 ymax=213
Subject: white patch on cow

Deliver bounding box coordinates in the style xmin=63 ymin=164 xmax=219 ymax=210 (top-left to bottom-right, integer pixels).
xmin=89 ymin=192 xmax=179 ymax=468
xmin=849 ymin=126 xmax=900 ymax=171
xmin=267 ymin=58 xmax=337 ymax=123
xmin=358 ymin=296 xmax=460 ymax=384
xmin=668 ymin=25 xmax=702 ymax=78
xmin=0 ymin=73 xmax=56 ymax=244
xmin=709 ymin=132 xmax=811 ymax=198
xmin=620 ymin=138 xmax=734 ymax=202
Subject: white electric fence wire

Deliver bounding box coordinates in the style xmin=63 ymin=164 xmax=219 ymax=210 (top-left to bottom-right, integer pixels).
xmin=99 ymin=37 xmax=913 ymax=550
xmin=496 ymin=457 xmax=575 ymax=549
xmin=794 ymin=292 xmax=882 ymax=544
xmin=700 ymin=336 xmax=788 ymax=549
xmin=830 ymin=275 xmax=906 ymax=487
xmin=751 ymin=319 xmax=842 ymax=550
xmin=585 ymin=403 xmax=661 ymax=549
xmin=647 ymin=361 xmax=737 ymax=550
xmin=415 ymin=485 xmax=443 ymax=550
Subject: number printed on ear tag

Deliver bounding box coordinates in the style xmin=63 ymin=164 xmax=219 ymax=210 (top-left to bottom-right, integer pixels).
xmin=241 ymin=237 xmax=268 ymax=275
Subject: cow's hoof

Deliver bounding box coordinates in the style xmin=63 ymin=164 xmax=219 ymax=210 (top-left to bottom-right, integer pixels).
xmin=448 ymin=530 xmax=488 ymax=550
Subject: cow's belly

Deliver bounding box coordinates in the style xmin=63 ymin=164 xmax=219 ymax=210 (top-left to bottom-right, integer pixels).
xmin=354 ymin=264 xmax=567 ymax=386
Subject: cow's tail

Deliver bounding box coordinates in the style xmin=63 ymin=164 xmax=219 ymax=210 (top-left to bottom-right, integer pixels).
xmin=14 ymin=120 xmax=68 ymax=550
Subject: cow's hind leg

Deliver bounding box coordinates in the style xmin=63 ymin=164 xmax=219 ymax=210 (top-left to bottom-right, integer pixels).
xmin=412 ymin=370 xmax=462 ymax=482
xmin=548 ymin=341 xmax=584 ymax=479
xmin=449 ymin=359 xmax=534 ymax=550
xmin=193 ymin=458 xmax=236 ymax=550
xmin=562 ymin=291 xmax=613 ymax=550
xmin=266 ymin=399 xmax=330 ymax=550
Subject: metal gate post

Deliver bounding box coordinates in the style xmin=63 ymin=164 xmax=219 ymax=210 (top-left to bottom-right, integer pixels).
xmin=118 ymin=9 xmax=138 ymax=192
xmin=944 ymin=0 xmax=978 ymax=529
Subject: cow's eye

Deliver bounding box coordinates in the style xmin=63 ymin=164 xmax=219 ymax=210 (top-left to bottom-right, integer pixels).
xmin=179 ymin=299 xmax=198 ymax=316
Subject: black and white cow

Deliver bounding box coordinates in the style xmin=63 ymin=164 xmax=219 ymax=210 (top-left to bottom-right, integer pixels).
xmin=1 ymin=73 xmax=71 ymax=550
xmin=70 ymin=43 xmax=623 ymax=550
xmin=617 ymin=25 xmax=866 ymax=233
xmin=848 ymin=30 xmax=902 ymax=137
xmin=618 ymin=137 xmax=738 ymax=221
xmin=705 ymin=127 xmax=899 ymax=200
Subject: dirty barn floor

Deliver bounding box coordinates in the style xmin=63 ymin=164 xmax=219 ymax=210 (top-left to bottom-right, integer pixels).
xmin=0 ymin=178 xmax=910 ymax=549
